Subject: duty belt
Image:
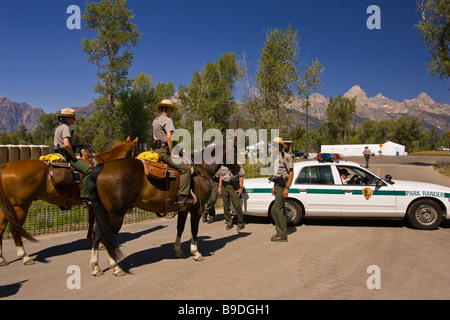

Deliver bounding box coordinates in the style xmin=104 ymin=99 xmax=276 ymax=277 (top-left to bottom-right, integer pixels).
xmin=152 ymin=140 xmax=169 ymax=149
xmin=273 ymin=177 xmax=287 ymax=187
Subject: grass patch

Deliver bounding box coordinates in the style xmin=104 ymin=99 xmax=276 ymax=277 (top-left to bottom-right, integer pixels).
xmin=3 ymin=201 xmax=158 ymax=239
xmin=434 ymin=162 xmax=450 ymax=177
xmin=410 ymin=151 xmax=450 ymax=156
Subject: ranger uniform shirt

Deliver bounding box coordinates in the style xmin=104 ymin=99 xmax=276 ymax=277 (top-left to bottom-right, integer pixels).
xmin=273 ymin=152 xmax=293 ymax=179
xmin=219 ymin=166 xmax=245 ymax=182
xmin=54 ymin=123 xmax=72 ymax=149
xmin=152 ymin=114 xmax=175 ymax=143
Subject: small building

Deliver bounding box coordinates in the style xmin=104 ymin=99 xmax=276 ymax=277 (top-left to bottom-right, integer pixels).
xmin=321 ymin=141 xmax=407 ymax=157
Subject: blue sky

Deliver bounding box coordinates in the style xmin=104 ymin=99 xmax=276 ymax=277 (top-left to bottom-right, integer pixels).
xmin=0 ymin=0 xmax=448 ymax=114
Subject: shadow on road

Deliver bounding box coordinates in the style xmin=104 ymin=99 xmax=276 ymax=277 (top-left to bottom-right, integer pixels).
xmin=0 ymin=280 xmax=28 ymax=298
xmin=119 ymin=231 xmax=251 ymax=274
xmin=30 ymin=225 xmax=167 ymax=264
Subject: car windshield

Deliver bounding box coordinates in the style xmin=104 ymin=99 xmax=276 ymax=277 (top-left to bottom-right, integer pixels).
xmin=295 ymin=165 xmax=334 ymax=185
xmin=337 ymin=166 xmax=379 ymax=186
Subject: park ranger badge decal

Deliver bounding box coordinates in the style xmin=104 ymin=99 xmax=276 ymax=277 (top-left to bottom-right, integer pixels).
xmin=363 ymin=188 xmax=373 ymax=200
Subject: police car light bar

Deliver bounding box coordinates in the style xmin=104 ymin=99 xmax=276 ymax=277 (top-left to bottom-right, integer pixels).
xmin=316 ymin=153 xmax=344 ymax=162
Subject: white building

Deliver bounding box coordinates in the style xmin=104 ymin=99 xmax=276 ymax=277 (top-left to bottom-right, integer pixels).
xmin=321 ymin=141 xmax=407 ymax=157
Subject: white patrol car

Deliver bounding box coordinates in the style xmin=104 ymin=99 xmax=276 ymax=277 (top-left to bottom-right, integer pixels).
xmin=242 ymin=154 xmax=450 ymax=230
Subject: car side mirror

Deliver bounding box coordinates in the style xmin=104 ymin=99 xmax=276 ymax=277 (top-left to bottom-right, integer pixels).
xmin=384 ymin=174 xmax=394 ymax=185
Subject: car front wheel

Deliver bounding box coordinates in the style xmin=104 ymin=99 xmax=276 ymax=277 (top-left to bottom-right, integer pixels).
xmin=407 ymin=199 xmax=443 ymax=230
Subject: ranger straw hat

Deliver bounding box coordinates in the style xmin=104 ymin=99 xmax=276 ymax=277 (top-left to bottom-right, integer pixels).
xmin=155 ymin=99 xmax=179 ymax=113
xmin=59 ymin=108 xmax=76 ymax=118
xmin=272 ymin=137 xmax=286 ymax=147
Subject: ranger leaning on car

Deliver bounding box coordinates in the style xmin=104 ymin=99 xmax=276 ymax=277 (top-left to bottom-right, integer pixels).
xmin=270 ymin=137 xmax=294 ymax=242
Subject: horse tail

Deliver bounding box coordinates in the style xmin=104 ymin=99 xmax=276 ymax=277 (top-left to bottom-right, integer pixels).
xmin=0 ymin=165 xmax=37 ymax=242
xmin=88 ymin=163 xmax=122 ymax=262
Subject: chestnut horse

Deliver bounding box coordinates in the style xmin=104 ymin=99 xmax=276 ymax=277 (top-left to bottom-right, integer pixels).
xmin=0 ymin=137 xmax=138 ymax=266
xmin=88 ymin=142 xmax=240 ymax=277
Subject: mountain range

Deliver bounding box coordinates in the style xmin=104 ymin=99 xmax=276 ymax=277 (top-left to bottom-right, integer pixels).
xmin=1 ymin=85 xmax=449 ymax=133
xmin=0 ymin=96 xmax=45 ymax=132
xmin=290 ymin=85 xmax=449 ymax=133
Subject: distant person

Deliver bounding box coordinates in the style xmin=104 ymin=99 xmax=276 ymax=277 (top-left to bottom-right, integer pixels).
xmin=363 ymin=146 xmax=371 ymax=168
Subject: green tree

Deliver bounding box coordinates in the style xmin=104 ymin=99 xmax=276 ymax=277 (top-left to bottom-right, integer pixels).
xmin=81 ymin=0 xmax=141 ymax=149
xmin=178 ymin=52 xmax=242 ymax=133
xmin=437 ymin=131 xmax=450 ymax=148
xmin=298 ymin=58 xmax=325 ymax=154
xmin=116 ymin=72 xmax=154 ymax=144
xmin=375 ymin=120 xmax=396 ymax=143
xmin=415 ymin=0 xmax=450 ymax=79
xmin=33 ymin=113 xmax=59 ymax=145
xmin=72 ymin=116 xmax=96 ymax=147
xmin=359 ymin=120 xmax=379 ymax=144
xmin=251 ymin=25 xmax=299 ymax=132
xmin=116 ymin=74 xmax=177 ymax=148
xmin=243 ymin=26 xmax=324 ymax=137
xmin=393 ymin=117 xmax=424 ymax=152
xmin=322 ymin=95 xmax=357 ymax=144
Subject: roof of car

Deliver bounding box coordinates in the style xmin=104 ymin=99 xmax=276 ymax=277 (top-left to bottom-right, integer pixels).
xmin=294 ymin=160 xmax=362 ymax=170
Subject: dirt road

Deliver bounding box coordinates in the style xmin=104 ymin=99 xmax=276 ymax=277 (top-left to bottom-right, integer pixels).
xmin=1 ymin=156 xmax=449 ymax=300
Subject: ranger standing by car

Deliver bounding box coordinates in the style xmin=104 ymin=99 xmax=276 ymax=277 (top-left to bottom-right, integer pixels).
xmin=270 ymin=137 xmax=294 ymax=242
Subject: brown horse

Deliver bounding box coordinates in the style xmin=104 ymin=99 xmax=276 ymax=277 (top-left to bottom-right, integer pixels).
xmin=0 ymin=137 xmax=138 ymax=267
xmin=87 ymin=142 xmax=240 ymax=277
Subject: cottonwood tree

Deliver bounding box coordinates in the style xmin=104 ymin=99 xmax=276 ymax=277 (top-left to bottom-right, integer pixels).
xmin=178 ymin=52 xmax=242 ymax=134
xmin=81 ymin=0 xmax=141 ymax=149
xmin=242 ymin=25 xmax=324 ymax=136
xmin=321 ymin=95 xmax=357 ymax=145
xmin=416 ymin=0 xmax=450 ymax=79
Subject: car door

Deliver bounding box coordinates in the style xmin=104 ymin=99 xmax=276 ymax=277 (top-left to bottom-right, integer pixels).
xmin=337 ymin=165 xmax=397 ymax=217
xmin=294 ymin=165 xmax=342 ymax=217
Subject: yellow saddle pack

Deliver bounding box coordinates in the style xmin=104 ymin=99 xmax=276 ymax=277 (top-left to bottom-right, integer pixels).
xmin=39 ymin=154 xmax=66 ymax=163
xmin=136 ymin=151 xmax=160 ymax=162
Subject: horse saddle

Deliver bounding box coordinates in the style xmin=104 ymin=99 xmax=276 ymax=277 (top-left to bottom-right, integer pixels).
xmin=136 ymin=150 xmax=178 ymax=179
xmin=139 ymin=159 xmax=179 ymax=182
xmin=42 ymin=160 xmax=81 ymax=186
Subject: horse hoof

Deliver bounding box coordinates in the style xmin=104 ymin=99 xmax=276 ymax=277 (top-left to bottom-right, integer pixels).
xmin=92 ymin=270 xmax=104 ymax=277
xmin=114 ymin=270 xmax=127 ymax=277
xmin=23 ymin=259 xmax=35 ymax=266
xmin=0 ymin=260 xmax=9 ymax=267
xmin=193 ymin=255 xmax=205 ymax=262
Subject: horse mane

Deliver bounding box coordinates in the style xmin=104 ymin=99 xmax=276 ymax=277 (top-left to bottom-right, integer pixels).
xmin=95 ymin=138 xmax=137 ymax=163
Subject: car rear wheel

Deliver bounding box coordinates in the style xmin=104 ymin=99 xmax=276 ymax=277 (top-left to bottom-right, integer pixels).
xmin=407 ymin=199 xmax=443 ymax=230
xmin=285 ymin=200 xmax=303 ymax=226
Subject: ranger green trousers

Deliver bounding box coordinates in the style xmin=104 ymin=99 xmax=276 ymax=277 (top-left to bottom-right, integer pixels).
xmin=272 ymin=184 xmax=288 ymax=238
xmin=222 ymin=184 xmax=244 ymax=227
xmin=154 ymin=147 xmax=191 ymax=196
xmin=68 ymin=158 xmax=92 ymax=199
xmin=204 ymin=180 xmax=219 ymax=218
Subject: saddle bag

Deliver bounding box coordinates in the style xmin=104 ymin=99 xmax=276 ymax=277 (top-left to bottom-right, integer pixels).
xmin=145 ymin=161 xmax=168 ymax=180
xmin=49 ymin=162 xmax=74 ymax=185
